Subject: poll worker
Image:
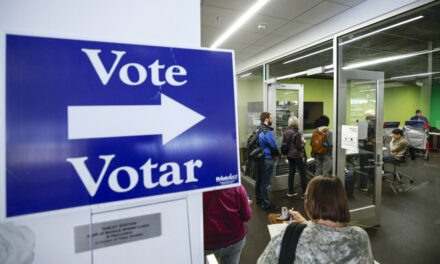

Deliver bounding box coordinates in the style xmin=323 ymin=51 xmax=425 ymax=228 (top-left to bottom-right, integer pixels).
xmin=383 ymin=129 xmax=409 ymax=163
xmin=410 ymin=109 xmax=429 ymax=124
xmin=257 ymin=175 xmax=374 ymax=264
xmin=203 ymin=185 xmax=252 ymax=264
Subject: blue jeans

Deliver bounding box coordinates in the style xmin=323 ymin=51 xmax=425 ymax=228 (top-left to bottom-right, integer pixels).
xmin=383 ymin=153 xmax=399 ymax=163
xmin=255 ymin=159 xmax=275 ymax=207
xmin=204 ymin=237 xmax=246 ymax=264
xmin=315 ymin=154 xmax=332 ymax=176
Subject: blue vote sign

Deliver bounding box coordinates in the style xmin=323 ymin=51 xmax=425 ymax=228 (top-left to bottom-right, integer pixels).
xmin=6 ymin=35 xmax=239 ymax=217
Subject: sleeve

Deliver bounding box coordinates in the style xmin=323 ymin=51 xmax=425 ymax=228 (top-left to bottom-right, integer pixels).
xmin=295 ymin=132 xmax=304 ymax=149
xmin=238 ymin=186 xmax=252 ymax=222
xmin=282 ymin=130 xmax=288 ymax=144
xmin=257 ymin=229 xmax=285 ymax=264
xmin=266 ymin=131 xmax=279 ymax=149
xmin=356 ymin=228 xmax=375 ymax=264
xmin=326 ymin=129 xmax=333 ymax=147
xmin=390 ymin=140 xmax=405 ymax=153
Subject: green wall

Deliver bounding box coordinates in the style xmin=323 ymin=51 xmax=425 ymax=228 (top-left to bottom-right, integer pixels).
xmin=236 ymin=77 xmax=263 ymax=147
xmin=383 ymin=84 xmax=422 ymax=125
xmin=430 ymin=85 xmax=440 ymax=128
xmin=281 ymin=78 xmax=334 ymax=155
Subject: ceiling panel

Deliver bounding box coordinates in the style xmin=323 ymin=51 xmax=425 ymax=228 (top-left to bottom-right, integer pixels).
xmin=240 ymin=14 xmax=289 ymax=34
xmin=203 ymin=0 xmax=323 ymax=20
xmin=219 ymin=40 xmax=249 ymax=52
xmin=253 ymin=34 xmax=288 ymax=47
xmin=271 ymin=20 xmax=314 ymax=37
xmin=201 ymin=0 xmax=367 ymax=65
xmin=201 ymin=5 xmax=241 ymax=29
xmin=256 ymin=0 xmax=323 ymax=20
xmin=329 ymin=0 xmax=365 ymax=7
xmin=295 ymin=1 xmax=350 ymax=24
xmin=242 ymin=44 xmax=271 ymax=54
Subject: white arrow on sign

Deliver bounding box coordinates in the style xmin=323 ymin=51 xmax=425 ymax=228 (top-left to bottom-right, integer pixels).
xmin=67 ymin=94 xmax=205 ymax=145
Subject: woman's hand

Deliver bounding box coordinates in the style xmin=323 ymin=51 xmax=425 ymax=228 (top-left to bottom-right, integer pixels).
xmin=248 ymin=200 xmax=253 ymax=205
xmin=289 ymin=210 xmax=307 ymax=224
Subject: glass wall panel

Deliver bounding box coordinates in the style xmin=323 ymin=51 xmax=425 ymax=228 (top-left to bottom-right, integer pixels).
xmin=236 ymin=66 xmax=264 ymax=178
xmin=337 ymin=1 xmax=440 ymax=223
xmin=268 ymin=41 xmax=334 ymax=160
xmin=339 ymin=2 xmax=440 ymax=127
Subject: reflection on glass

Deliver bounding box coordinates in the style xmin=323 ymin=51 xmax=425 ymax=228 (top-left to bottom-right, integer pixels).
xmin=274 ymin=89 xmax=299 ymax=177
xmin=344 ymin=78 xmax=376 ymax=209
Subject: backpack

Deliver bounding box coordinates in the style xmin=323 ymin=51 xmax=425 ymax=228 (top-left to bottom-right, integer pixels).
xmin=311 ymin=127 xmax=328 ymax=154
xmin=247 ymin=126 xmax=268 ymax=161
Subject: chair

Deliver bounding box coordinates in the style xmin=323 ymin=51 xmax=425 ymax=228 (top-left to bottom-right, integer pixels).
xmin=383 ymin=149 xmax=414 ymax=194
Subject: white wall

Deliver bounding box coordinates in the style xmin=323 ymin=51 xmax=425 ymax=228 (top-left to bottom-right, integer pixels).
xmin=237 ymin=0 xmax=432 ymax=73
xmin=0 ymin=0 xmax=203 ymax=263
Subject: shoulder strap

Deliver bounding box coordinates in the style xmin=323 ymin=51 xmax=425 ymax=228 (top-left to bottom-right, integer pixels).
xmin=203 ymin=191 xmax=220 ymax=215
xmin=278 ymin=222 xmax=307 ymax=264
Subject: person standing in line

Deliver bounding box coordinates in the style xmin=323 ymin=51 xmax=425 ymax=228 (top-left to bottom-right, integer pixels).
xmin=311 ymin=115 xmax=333 ymax=176
xmin=203 ymin=185 xmax=252 ymax=264
xmin=283 ymin=116 xmax=307 ymax=198
xmin=255 ymin=112 xmax=279 ymax=211
xmin=410 ymin=109 xmax=429 ymax=124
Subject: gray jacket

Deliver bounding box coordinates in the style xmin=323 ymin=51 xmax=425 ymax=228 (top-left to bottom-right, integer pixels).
xmin=390 ymin=137 xmax=409 ymax=160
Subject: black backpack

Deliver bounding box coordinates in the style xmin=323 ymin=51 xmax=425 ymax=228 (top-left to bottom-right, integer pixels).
xmin=247 ymin=126 xmax=268 ymax=161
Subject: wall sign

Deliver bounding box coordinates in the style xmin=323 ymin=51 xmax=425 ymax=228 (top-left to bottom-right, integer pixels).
xmin=6 ymin=35 xmax=239 ymax=217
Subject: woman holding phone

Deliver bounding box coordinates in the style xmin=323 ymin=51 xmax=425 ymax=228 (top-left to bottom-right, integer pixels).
xmin=257 ymin=175 xmax=373 ymax=263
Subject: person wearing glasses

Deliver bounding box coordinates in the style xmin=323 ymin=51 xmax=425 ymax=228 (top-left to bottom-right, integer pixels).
xmin=257 ymin=175 xmax=374 ymax=264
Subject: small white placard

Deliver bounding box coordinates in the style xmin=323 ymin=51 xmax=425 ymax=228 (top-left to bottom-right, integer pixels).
xmin=267 ymin=223 xmax=288 ymax=238
xmin=341 ymin=125 xmax=359 ymax=152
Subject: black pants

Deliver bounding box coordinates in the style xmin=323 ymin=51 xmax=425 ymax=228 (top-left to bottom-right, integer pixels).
xmin=287 ymin=157 xmax=307 ymax=194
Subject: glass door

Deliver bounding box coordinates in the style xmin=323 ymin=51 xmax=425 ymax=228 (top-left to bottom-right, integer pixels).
xmin=337 ymin=69 xmax=384 ymax=226
xmin=267 ymin=83 xmax=304 ymax=191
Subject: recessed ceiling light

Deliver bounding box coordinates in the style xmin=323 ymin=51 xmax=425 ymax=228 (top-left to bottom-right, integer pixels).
xmin=258 ymin=23 xmax=268 ymax=30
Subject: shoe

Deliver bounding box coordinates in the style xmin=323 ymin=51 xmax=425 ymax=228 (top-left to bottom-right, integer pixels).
xmin=263 ymin=204 xmax=278 ymax=211
xmin=286 ymin=192 xmax=297 ymax=197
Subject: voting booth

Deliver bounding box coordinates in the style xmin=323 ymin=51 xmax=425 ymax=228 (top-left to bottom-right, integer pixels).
xmin=0 ymin=1 xmax=239 ymax=263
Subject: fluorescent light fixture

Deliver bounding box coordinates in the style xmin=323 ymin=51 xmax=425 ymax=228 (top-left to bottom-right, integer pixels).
xmin=390 ymin=72 xmax=440 ymax=80
xmin=342 ymin=47 xmax=440 ymax=70
xmin=325 ymin=70 xmax=334 ymax=74
xmin=210 ymin=0 xmax=270 ymax=49
xmin=275 ymin=70 xmax=308 ymax=81
xmin=283 ymin=47 xmax=332 ymax=64
xmin=240 ymin=72 xmax=252 ymax=78
xmin=324 ymin=64 xmax=333 ymax=70
xmin=340 ymin=15 xmax=424 ymax=46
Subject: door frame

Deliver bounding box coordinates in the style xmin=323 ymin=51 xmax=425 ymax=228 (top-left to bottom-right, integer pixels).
xmin=336 ymin=69 xmax=384 ymax=226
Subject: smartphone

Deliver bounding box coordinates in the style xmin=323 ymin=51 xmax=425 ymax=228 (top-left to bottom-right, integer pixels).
xmin=247 ymin=195 xmax=251 ymax=200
